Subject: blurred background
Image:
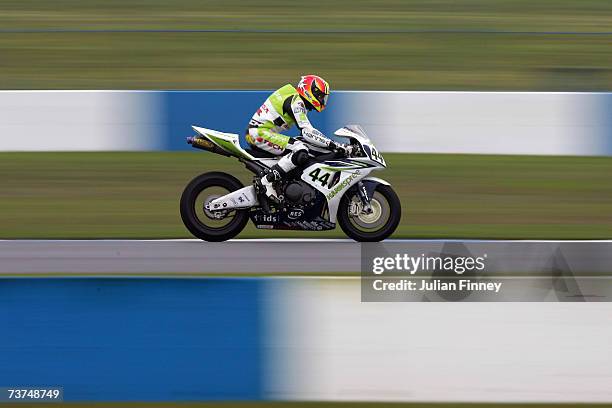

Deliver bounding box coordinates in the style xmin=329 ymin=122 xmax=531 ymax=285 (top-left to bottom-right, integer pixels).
xmin=1 ymin=0 xmax=612 ymax=90
xmin=1 ymin=1 xmax=612 ymax=239
xmin=1 ymin=1 xmax=612 ymax=407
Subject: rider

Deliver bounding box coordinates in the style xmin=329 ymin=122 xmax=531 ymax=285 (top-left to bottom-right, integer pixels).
xmin=245 ymin=75 xmax=350 ymax=202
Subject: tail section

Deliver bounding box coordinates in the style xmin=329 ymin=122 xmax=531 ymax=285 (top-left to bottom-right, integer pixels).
xmin=190 ymin=126 xmax=254 ymax=159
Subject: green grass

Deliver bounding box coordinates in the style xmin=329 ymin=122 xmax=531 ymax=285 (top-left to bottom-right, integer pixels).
xmin=3 ymin=0 xmax=612 ymax=32
xmin=4 ymin=403 xmax=612 ymax=408
xmin=1 ymin=0 xmax=612 ymax=90
xmin=1 ymin=152 xmax=611 ymax=239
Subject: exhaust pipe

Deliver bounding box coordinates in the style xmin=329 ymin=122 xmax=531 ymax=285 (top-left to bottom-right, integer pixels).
xmin=187 ymin=136 xmax=231 ymax=157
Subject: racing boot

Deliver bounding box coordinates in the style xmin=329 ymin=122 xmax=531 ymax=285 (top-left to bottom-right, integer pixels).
xmin=256 ymin=164 xmax=285 ymax=204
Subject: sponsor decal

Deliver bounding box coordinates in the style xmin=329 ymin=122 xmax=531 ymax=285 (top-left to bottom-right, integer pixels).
xmin=238 ymin=193 xmax=250 ymax=204
xmin=326 ymin=171 xmax=360 ymax=200
xmin=264 ymin=140 xmax=282 ymax=151
xmin=360 ymin=182 xmax=369 ymax=202
xmin=256 ymin=104 xmax=269 ymax=116
xmin=294 ymin=101 xmax=307 ymax=114
xmin=303 ymin=128 xmax=327 ymax=145
xmin=288 ymin=208 xmax=305 ymax=220
xmin=254 ymin=213 xmax=279 ymax=223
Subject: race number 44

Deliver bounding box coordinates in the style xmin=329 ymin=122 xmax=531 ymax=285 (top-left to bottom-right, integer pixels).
xmin=308 ymin=168 xmax=331 ymax=187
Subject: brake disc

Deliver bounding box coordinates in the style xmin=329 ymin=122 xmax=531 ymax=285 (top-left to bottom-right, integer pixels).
xmin=351 ymin=192 xmax=389 ymax=230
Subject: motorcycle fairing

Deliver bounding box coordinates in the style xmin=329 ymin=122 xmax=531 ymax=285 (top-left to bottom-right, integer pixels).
xmin=301 ymin=158 xmax=379 ymax=223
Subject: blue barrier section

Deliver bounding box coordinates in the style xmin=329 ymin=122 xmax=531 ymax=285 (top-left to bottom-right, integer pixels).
xmin=320 ymin=91 xmax=358 ymax=139
xmin=162 ymin=90 xmax=336 ymax=151
xmin=0 ymin=278 xmax=264 ymax=401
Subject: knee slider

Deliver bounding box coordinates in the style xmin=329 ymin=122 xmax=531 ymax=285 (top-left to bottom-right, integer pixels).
xmin=291 ymin=150 xmax=309 ymax=166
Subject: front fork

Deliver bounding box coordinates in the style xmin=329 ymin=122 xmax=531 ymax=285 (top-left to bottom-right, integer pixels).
xmin=350 ymin=181 xmax=373 ymax=216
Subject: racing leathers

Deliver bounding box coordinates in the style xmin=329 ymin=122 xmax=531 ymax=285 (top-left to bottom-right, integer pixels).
xmin=245 ymin=84 xmax=344 ymax=202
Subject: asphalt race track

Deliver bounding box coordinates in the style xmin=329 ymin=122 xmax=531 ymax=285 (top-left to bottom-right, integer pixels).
xmin=1 ymin=239 xmax=611 ymax=275
xmin=0 ymin=239 xmax=361 ymax=275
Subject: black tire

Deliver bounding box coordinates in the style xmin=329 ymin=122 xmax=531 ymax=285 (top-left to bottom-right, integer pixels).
xmin=337 ymin=184 xmax=401 ymax=242
xmin=180 ymin=172 xmax=249 ymax=242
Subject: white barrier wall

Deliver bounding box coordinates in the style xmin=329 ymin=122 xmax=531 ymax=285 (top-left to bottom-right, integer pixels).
xmin=1 ymin=91 xmax=610 ymax=155
xmin=266 ymin=278 xmax=612 ymax=403
xmin=333 ymin=91 xmax=612 ymax=155
xmin=0 ymin=91 xmax=163 ymax=151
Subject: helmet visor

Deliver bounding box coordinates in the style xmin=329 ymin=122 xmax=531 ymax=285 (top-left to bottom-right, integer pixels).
xmin=312 ymin=85 xmax=329 ymax=107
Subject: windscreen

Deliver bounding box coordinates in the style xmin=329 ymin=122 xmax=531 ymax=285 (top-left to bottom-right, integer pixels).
xmin=343 ymin=124 xmax=369 ymax=139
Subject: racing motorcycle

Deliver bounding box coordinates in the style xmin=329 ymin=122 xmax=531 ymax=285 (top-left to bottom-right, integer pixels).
xmin=180 ymin=124 xmax=401 ymax=242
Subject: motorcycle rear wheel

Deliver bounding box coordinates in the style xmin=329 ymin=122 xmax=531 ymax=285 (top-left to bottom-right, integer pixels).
xmin=180 ymin=172 xmax=249 ymax=242
xmin=337 ymin=184 xmax=401 ymax=242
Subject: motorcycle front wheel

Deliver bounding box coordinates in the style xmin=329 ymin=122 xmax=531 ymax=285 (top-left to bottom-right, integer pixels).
xmin=180 ymin=172 xmax=249 ymax=242
xmin=337 ymin=184 xmax=401 ymax=242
